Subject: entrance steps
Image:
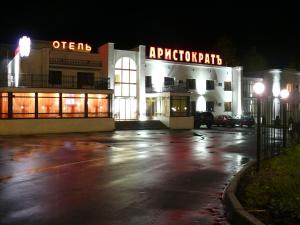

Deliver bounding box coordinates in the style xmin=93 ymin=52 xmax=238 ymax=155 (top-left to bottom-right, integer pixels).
xmin=115 ymin=120 xmax=169 ymax=130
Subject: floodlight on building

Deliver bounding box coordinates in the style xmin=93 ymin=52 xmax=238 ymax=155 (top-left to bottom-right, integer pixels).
xmin=18 ymin=36 xmax=31 ymax=57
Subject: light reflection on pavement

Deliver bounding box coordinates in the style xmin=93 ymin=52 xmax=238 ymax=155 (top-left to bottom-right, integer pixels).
xmin=0 ymin=128 xmax=255 ymax=225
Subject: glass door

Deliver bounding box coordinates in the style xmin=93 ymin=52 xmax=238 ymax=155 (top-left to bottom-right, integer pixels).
xmin=114 ymin=98 xmax=137 ymax=120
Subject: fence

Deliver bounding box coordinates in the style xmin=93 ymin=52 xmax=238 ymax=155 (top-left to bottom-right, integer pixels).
xmin=1 ymin=74 xmax=110 ymax=90
xmin=259 ymin=96 xmax=300 ymax=160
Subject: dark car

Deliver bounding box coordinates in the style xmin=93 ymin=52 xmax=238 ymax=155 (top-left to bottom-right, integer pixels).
xmin=234 ymin=115 xmax=255 ymax=127
xmin=214 ymin=115 xmax=235 ymax=127
xmin=194 ymin=111 xmax=214 ymax=128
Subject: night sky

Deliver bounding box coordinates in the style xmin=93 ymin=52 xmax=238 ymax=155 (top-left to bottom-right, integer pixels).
xmin=1 ymin=4 xmax=299 ymax=68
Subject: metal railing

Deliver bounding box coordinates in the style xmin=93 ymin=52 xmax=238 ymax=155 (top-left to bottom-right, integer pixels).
xmin=3 ymin=74 xmax=110 ymax=90
xmin=146 ymin=83 xmax=190 ymax=93
xmin=49 ymin=58 xmax=102 ymax=67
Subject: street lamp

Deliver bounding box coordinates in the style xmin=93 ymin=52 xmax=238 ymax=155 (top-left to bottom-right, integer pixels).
xmin=280 ymin=89 xmax=289 ymax=147
xmin=253 ymin=82 xmax=265 ymax=171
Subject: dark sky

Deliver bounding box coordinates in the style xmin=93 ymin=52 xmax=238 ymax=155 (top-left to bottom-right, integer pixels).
xmin=1 ymin=3 xmax=299 ymax=68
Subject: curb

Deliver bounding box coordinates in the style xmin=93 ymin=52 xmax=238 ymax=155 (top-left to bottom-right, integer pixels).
xmin=224 ymin=161 xmax=265 ymax=225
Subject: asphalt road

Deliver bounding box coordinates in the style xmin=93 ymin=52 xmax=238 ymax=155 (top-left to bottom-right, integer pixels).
xmin=0 ymin=128 xmax=256 ymax=225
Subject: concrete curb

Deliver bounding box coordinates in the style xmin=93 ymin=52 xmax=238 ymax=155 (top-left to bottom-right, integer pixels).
xmin=224 ymin=161 xmax=265 ymax=225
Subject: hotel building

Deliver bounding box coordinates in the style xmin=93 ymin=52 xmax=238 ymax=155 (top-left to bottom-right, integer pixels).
xmin=0 ymin=37 xmax=242 ymax=134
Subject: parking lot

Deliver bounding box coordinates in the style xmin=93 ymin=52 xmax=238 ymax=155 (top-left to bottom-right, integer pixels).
xmin=0 ymin=128 xmax=255 ymax=225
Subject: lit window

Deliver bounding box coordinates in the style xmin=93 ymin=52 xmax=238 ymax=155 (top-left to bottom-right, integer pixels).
xmin=224 ymin=102 xmax=232 ymax=112
xmin=12 ymin=93 xmax=35 ymax=118
xmin=171 ymin=96 xmax=188 ymax=117
xmin=0 ymin=93 xmax=8 ymax=118
xmin=114 ymin=57 xmax=137 ymax=97
xmin=286 ymin=83 xmax=292 ymax=92
xmin=62 ymin=93 xmax=84 ymax=117
xmin=38 ymin=93 xmax=59 ymax=118
xmin=87 ymin=94 xmax=109 ymax=117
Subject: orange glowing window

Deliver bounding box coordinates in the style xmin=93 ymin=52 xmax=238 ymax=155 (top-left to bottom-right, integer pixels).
xmin=12 ymin=93 xmax=35 ymax=118
xmin=286 ymin=83 xmax=292 ymax=92
xmin=62 ymin=93 xmax=85 ymax=117
xmin=88 ymin=94 xmax=109 ymax=117
xmin=0 ymin=93 xmax=8 ymax=118
xmin=38 ymin=93 xmax=60 ymax=118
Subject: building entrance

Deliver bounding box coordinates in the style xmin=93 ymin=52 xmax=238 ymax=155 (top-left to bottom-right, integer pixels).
xmin=114 ymin=97 xmax=137 ymax=120
xmin=146 ymin=97 xmax=157 ymax=118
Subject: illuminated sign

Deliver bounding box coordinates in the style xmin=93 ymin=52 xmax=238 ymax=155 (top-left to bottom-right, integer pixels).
xmin=52 ymin=41 xmax=92 ymax=52
xmin=18 ymin=36 xmax=31 ymax=57
xmin=148 ymin=46 xmax=222 ymax=65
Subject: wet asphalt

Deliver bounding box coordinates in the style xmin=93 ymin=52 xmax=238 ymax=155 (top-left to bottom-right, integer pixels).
xmin=0 ymin=127 xmax=256 ymax=225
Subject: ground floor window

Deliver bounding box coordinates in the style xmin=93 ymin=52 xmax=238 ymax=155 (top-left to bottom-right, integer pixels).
xmin=0 ymin=92 xmax=111 ymax=119
xmin=171 ymin=96 xmax=189 ymax=117
xmin=146 ymin=96 xmax=170 ymax=118
xmin=88 ymin=94 xmax=109 ymax=117
xmin=224 ymin=102 xmax=232 ymax=111
xmin=206 ymin=101 xmax=214 ymax=112
xmin=62 ymin=93 xmax=85 ymax=117
xmin=38 ymin=93 xmax=60 ymax=118
xmin=13 ymin=93 xmax=35 ymax=118
xmin=0 ymin=93 xmax=8 ymax=118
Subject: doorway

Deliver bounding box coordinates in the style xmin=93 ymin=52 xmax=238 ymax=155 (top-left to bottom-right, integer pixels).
xmin=114 ymin=98 xmax=137 ymax=120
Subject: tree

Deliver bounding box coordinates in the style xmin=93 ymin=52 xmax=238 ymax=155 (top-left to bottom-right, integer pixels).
xmin=241 ymin=47 xmax=268 ymax=72
xmin=213 ymin=35 xmax=238 ymax=66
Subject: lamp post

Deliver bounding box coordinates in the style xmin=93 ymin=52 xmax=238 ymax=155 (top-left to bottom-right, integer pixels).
xmin=280 ymin=89 xmax=289 ymax=147
xmin=253 ymin=82 xmax=265 ymax=172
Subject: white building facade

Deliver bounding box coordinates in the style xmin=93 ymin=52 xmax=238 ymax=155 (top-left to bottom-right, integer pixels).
xmin=101 ymin=43 xmax=242 ymax=129
xmin=0 ymin=38 xmax=243 ymax=134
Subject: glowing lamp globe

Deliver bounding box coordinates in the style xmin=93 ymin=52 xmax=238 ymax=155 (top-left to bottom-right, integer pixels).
xmin=280 ymin=89 xmax=289 ymax=99
xmin=18 ymin=36 xmax=31 ymax=57
xmin=253 ymin=82 xmax=265 ymax=95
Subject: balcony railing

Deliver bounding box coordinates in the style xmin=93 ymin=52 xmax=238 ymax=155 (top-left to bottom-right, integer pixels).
xmin=3 ymin=74 xmax=110 ymax=90
xmin=146 ymin=83 xmax=189 ymax=93
xmin=49 ymin=58 xmax=102 ymax=67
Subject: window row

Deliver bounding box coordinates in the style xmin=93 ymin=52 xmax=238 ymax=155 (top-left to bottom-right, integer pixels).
xmin=207 ymin=80 xmax=232 ymax=91
xmin=0 ymin=93 xmax=111 ymax=119
xmin=145 ymin=76 xmax=231 ymax=91
xmin=49 ymin=71 xmax=95 ymax=88
xmin=206 ymin=101 xmax=232 ymax=112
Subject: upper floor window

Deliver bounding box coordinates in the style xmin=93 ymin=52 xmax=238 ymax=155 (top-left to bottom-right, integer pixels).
xmin=286 ymin=83 xmax=292 ymax=92
xmin=49 ymin=71 xmax=62 ymax=85
xmin=206 ymin=80 xmax=214 ymax=90
xmin=224 ymin=81 xmax=232 ymax=91
xmin=114 ymin=57 xmax=137 ymax=97
xmin=77 ymin=72 xmax=94 ymax=88
xmin=187 ymin=79 xmax=196 ymax=89
xmin=164 ymin=77 xmax=174 ymax=86
xmin=146 ymin=76 xmax=152 ymax=88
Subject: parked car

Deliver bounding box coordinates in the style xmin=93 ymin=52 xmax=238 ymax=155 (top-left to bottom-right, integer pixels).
xmin=234 ymin=115 xmax=255 ymax=127
xmin=214 ymin=115 xmax=235 ymax=127
xmin=194 ymin=111 xmax=214 ymax=128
